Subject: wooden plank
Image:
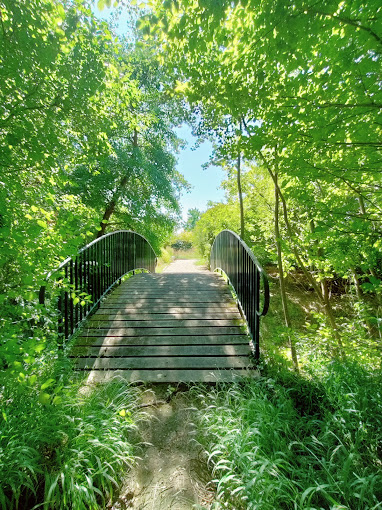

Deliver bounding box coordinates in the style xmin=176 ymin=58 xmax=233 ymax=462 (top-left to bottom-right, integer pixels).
xmin=75 ymin=335 xmax=250 ymax=347
xmin=75 ymin=355 xmax=251 ymax=370
xmin=71 ymin=344 xmax=251 ymax=357
xmin=92 ymin=312 xmax=241 ymax=320
xmin=116 ymin=286 xmax=228 ymax=292
xmin=108 ymin=292 xmax=232 ymax=299
xmin=98 ymin=305 xmax=239 ymax=312
xmin=86 ymin=319 xmax=242 ymax=328
xmin=95 ymin=303 xmax=240 ymax=316
xmin=84 ymin=369 xmax=259 ymax=383
xmin=103 ymin=297 xmax=235 ymax=304
xmin=80 ymin=326 xmax=246 ymax=336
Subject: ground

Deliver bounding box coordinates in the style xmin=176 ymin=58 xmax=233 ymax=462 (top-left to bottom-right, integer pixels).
xmin=109 ymin=385 xmax=215 ymax=510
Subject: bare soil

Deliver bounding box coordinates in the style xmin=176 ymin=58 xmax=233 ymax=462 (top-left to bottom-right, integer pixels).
xmin=109 ymin=385 xmax=215 ymax=510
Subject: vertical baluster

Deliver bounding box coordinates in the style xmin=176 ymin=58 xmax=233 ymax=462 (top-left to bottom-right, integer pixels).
xmin=79 ymin=251 xmax=83 ymax=323
xmin=89 ymin=245 xmax=94 ymax=309
xmin=96 ymin=241 xmax=100 ymax=302
xmin=254 ymin=265 xmax=260 ymax=359
xmin=74 ymin=256 xmax=79 ymax=329
xmin=95 ymin=242 xmax=99 ymax=302
xmin=118 ymin=232 xmax=122 ymax=279
xmin=114 ymin=233 xmax=118 ymax=282
xmin=111 ymin=234 xmax=114 ymax=284
xmin=58 ymin=291 xmax=64 ymax=349
xmin=108 ymin=237 xmax=111 ymax=286
xmin=124 ymin=231 xmax=128 ymax=275
xmin=100 ymin=239 xmax=103 ymax=297
xmin=64 ymin=265 xmax=69 ymax=339
xmin=69 ymin=261 xmax=75 ymax=337
xmin=85 ymin=246 xmax=90 ymax=317
xmin=134 ymin=232 xmax=136 ymax=272
xmin=251 ymin=260 xmax=256 ymax=346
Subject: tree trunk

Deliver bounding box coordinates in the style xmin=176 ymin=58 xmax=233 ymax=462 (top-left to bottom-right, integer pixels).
xmin=96 ymin=130 xmax=138 ymax=239
xmin=274 ymin=171 xmax=299 ymax=371
xmin=237 ymin=121 xmax=245 ymax=239
xmin=96 ymin=174 xmax=129 ymax=238
xmin=358 ymin=194 xmax=379 ymax=279
xmin=261 ymin=149 xmax=345 ymax=359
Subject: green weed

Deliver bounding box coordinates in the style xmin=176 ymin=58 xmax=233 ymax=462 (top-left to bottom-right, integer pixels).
xmin=193 ymin=362 xmax=382 ymax=509
xmin=0 ymin=374 xmax=139 ymax=510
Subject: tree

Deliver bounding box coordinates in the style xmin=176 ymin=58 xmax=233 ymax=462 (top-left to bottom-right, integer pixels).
xmin=183 ymin=208 xmax=202 ymax=231
xmin=143 ymin=0 xmax=382 ymax=353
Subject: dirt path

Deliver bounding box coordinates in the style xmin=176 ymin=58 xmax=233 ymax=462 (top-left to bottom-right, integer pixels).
xmin=109 ymin=260 xmax=216 ymax=510
xmin=110 ymin=385 xmax=214 ymax=510
xmin=162 ymin=259 xmax=210 ymax=274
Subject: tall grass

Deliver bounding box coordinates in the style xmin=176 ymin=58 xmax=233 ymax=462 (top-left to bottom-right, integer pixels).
xmin=194 ymin=361 xmax=382 ymax=509
xmin=0 ymin=373 xmax=139 ymax=510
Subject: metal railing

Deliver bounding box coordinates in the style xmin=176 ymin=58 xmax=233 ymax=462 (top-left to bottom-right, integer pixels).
xmin=39 ymin=230 xmax=156 ymax=341
xmin=210 ymin=229 xmax=269 ymax=359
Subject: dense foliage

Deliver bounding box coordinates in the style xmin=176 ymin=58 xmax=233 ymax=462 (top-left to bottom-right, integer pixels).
xmin=143 ymin=0 xmax=382 ymax=361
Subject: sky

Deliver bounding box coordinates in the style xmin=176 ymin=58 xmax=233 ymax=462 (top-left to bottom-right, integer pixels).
xmin=174 ymin=126 xmax=226 ymax=220
xmin=93 ymin=2 xmax=226 ymax=221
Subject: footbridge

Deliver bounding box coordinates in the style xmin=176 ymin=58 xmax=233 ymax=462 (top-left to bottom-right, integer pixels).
xmin=40 ymin=230 xmax=269 ymax=383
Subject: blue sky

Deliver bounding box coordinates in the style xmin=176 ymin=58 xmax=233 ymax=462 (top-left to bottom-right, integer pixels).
xmin=175 ymin=126 xmax=226 ymax=220
xmin=93 ymin=3 xmax=226 ymax=220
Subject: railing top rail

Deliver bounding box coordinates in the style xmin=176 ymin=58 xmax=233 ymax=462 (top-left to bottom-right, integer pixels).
xmin=44 ymin=230 xmax=156 ymax=282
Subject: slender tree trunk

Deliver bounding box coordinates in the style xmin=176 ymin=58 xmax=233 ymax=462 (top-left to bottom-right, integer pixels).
xmin=261 ymin=150 xmax=345 ymax=359
xmin=274 ymin=171 xmax=299 ymax=371
xmin=237 ymin=121 xmax=245 ymax=239
xmin=96 ymin=130 xmax=138 ymax=239
xmin=96 ymin=174 xmax=129 ymax=238
xmin=358 ymin=194 xmax=379 ymax=281
xmin=351 ymin=267 xmax=376 ymax=337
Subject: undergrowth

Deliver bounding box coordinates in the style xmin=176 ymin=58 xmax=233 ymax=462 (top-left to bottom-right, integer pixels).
xmin=0 ymin=370 xmax=139 ymax=510
xmin=194 ymin=361 xmax=382 ymax=509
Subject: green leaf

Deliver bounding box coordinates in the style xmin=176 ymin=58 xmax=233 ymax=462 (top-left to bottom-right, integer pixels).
xmin=37 ymin=219 xmax=47 ymax=229
xmin=41 ymin=378 xmax=55 ymax=390
xmin=39 ymin=392 xmax=51 ymax=405
xmin=34 ymin=343 xmax=46 ymax=353
xmin=29 ymin=374 xmax=38 ymax=385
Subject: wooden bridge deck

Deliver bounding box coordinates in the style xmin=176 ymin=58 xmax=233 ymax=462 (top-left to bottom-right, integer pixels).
xmin=72 ymin=260 xmax=257 ymax=383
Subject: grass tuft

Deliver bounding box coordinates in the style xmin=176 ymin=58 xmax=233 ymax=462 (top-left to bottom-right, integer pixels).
xmin=193 ymin=362 xmax=382 ymax=509
xmin=0 ymin=375 xmax=139 ymax=510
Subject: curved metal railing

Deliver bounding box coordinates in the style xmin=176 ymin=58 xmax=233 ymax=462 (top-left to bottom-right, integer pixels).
xmin=210 ymin=229 xmax=269 ymax=359
xmin=40 ymin=230 xmax=156 ymax=341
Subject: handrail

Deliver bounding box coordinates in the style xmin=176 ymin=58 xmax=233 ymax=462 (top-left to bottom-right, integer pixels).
xmin=40 ymin=230 xmax=157 ymax=342
xmin=210 ymin=229 xmax=269 ymax=359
